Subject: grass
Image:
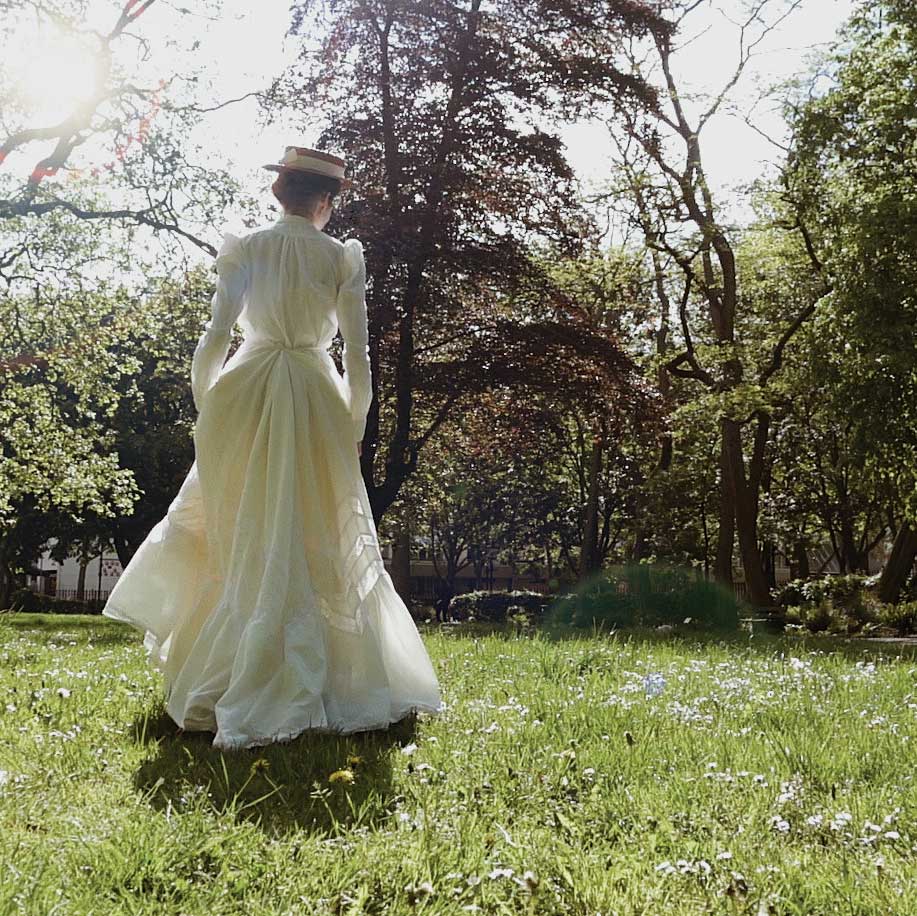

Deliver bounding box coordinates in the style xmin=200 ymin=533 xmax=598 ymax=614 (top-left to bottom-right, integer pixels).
xmin=1 ymin=612 xmax=916 ymax=915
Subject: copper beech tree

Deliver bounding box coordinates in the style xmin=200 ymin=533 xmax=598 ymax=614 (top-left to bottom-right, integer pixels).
xmin=278 ymin=0 xmax=668 ymax=522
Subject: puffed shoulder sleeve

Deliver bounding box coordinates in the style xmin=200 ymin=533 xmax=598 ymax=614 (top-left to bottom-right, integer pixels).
xmin=336 ymin=239 xmax=372 ymax=442
xmin=190 ymin=232 xmax=249 ymax=411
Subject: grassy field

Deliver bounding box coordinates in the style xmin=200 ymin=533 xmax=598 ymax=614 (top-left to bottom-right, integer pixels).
xmin=1 ymin=613 xmax=915 ymax=916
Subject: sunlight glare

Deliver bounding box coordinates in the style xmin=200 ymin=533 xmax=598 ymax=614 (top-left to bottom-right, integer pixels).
xmin=11 ymin=25 xmax=104 ymax=124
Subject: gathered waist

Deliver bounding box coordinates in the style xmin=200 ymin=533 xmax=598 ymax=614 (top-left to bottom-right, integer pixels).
xmin=242 ymin=339 xmax=329 ymax=355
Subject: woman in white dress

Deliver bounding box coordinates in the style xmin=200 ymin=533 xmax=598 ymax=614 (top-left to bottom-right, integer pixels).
xmin=103 ymin=146 xmax=443 ymax=751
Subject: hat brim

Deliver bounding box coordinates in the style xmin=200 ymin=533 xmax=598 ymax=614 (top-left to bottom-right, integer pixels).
xmin=263 ymin=163 xmax=352 ymax=189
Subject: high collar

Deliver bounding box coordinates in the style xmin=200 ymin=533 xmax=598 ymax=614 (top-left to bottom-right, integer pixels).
xmin=277 ymin=213 xmax=323 ymax=232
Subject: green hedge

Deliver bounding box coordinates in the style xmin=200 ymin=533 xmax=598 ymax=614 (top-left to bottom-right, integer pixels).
xmin=448 ymin=590 xmax=551 ymax=623
xmin=547 ymin=564 xmax=742 ymax=632
xmin=8 ymin=588 xmax=105 ymax=615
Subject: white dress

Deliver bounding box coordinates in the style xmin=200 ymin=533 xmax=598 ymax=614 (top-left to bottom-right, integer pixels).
xmin=102 ymin=213 xmax=443 ymax=750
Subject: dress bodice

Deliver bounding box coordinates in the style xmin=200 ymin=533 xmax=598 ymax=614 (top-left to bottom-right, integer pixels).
xmin=190 ymin=214 xmax=371 ymax=442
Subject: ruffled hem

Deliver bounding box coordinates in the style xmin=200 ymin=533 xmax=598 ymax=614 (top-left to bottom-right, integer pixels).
xmin=207 ymin=702 xmax=444 ymax=752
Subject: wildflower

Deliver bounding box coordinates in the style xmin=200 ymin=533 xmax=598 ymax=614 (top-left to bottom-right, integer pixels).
xmin=769 ymin=816 xmax=790 ymax=834
xmin=346 ymin=754 xmax=363 ymax=767
xmin=883 ymin=831 xmax=901 ymax=841
xmin=57 ymin=687 xmax=71 ymax=699
xmin=401 ymin=743 xmax=418 ymax=756
xmin=250 ymin=758 xmax=270 ymax=775
xmin=488 ymin=867 xmax=514 ymax=880
xmin=643 ymin=673 xmax=666 ymax=698
xmin=328 ymin=768 xmax=355 ymax=785
xmin=404 ymin=880 xmax=434 ymax=903
xmin=716 ymin=851 xmax=733 ymax=861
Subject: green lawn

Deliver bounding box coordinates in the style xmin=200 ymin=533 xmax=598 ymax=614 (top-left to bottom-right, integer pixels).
xmin=1 ymin=613 xmax=915 ymax=915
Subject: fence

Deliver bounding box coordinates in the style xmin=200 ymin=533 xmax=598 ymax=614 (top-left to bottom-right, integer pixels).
xmin=54 ymin=588 xmax=112 ymax=603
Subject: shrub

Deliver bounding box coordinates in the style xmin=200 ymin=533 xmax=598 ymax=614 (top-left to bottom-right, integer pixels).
xmin=547 ymin=564 xmax=741 ymax=632
xmin=8 ymin=588 xmax=104 ymax=615
xmin=774 ymin=574 xmax=869 ymax=610
xmin=448 ymin=590 xmax=551 ymax=623
xmin=773 ymin=574 xmax=874 ymax=635
xmin=876 ymin=601 xmax=917 ymax=636
xmin=547 ymin=579 xmax=637 ymax=631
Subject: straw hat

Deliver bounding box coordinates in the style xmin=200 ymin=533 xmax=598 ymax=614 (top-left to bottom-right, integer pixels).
xmin=262 ymin=146 xmax=351 ymax=189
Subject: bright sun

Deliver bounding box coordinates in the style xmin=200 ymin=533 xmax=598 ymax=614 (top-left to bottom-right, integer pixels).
xmin=10 ymin=24 xmax=104 ymax=124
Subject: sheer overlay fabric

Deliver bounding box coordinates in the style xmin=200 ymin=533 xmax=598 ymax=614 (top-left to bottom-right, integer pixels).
xmin=102 ymin=214 xmax=443 ymax=750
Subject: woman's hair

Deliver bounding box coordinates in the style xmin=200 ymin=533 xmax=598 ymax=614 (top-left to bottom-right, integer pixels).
xmin=272 ymin=170 xmax=342 ymax=212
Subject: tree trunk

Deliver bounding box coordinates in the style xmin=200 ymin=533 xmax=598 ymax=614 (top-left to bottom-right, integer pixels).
xmin=838 ymin=508 xmax=867 ymax=573
xmin=76 ymin=556 xmax=87 ymax=602
xmin=791 ymin=539 xmax=810 ymax=580
xmin=0 ymin=538 xmax=11 ymax=610
xmin=714 ymin=438 xmax=734 ymax=585
xmin=391 ymin=523 xmax=412 ymax=604
xmin=579 ymin=430 xmax=603 ymax=578
xmin=877 ymin=522 xmax=917 ymax=604
xmin=722 ymin=418 xmax=771 ymax=606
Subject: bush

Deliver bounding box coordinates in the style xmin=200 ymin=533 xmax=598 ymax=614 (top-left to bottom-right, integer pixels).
xmin=876 ymin=601 xmax=917 ymax=636
xmin=774 ymin=574 xmax=869 ymax=610
xmin=7 ymin=588 xmax=104 ymax=615
xmin=547 ymin=564 xmax=742 ymax=632
xmin=448 ymin=590 xmax=551 ymax=623
xmin=773 ymin=574 xmax=874 ymax=635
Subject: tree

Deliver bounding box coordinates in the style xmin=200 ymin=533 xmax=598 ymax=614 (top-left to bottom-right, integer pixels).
xmin=603 ymin=0 xmax=832 ymax=605
xmin=0 ymin=271 xmax=139 ymax=605
xmin=0 ymin=0 xmax=241 ymax=255
xmin=786 ymin=0 xmax=917 ymax=600
xmin=277 ymin=0 xmax=667 ymax=521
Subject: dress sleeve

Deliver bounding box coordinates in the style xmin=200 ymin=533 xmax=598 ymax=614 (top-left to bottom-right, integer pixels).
xmin=336 ymin=239 xmax=372 ymax=442
xmin=190 ymin=232 xmax=248 ymax=411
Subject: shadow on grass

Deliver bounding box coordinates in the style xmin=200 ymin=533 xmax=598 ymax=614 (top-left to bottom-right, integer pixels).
xmin=130 ymin=702 xmax=419 ymax=837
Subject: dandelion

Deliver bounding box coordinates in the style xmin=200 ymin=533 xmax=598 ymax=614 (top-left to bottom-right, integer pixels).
xmin=250 ymin=758 xmax=270 ymax=775
xmin=328 ymin=768 xmax=355 ymax=785
xmin=346 ymin=754 xmax=363 ymax=767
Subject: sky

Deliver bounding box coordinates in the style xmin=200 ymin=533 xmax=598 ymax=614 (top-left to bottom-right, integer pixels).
xmin=195 ymin=0 xmax=858 ymax=223
xmin=4 ymin=0 xmax=857 ymax=226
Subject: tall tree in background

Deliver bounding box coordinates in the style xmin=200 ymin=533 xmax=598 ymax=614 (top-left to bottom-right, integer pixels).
xmin=606 ymin=0 xmax=831 ymax=606
xmin=277 ymin=0 xmax=667 ymax=521
xmin=786 ymin=0 xmax=917 ymax=601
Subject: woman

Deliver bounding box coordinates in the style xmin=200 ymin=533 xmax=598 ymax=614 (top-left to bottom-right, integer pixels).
xmin=103 ymin=146 xmax=443 ymax=750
